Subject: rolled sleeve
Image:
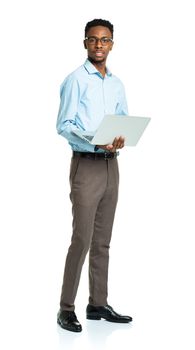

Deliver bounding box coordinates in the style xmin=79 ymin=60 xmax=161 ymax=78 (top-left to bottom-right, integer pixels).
xmin=56 ymin=75 xmax=95 ymax=152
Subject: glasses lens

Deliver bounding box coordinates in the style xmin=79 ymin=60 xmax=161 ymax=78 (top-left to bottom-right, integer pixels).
xmin=101 ymin=38 xmax=111 ymax=45
xmin=88 ymin=37 xmax=96 ymax=44
xmin=86 ymin=37 xmax=112 ymax=46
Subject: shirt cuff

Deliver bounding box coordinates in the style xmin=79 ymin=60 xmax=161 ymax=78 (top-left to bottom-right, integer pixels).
xmin=94 ymin=145 xmax=99 ymax=152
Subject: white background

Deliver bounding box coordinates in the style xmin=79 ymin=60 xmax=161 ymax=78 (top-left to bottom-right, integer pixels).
xmin=0 ymin=0 xmax=195 ymax=349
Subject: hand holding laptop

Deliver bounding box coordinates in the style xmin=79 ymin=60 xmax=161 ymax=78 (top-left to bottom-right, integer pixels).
xmin=97 ymin=136 xmax=125 ymax=152
xmin=72 ymin=115 xmax=151 ymax=147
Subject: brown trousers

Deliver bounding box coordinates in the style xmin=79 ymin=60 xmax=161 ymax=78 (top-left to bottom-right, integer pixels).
xmin=60 ymin=155 xmax=119 ymax=311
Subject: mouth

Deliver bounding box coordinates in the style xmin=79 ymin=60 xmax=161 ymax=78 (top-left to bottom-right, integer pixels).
xmin=94 ymin=51 xmax=104 ymax=57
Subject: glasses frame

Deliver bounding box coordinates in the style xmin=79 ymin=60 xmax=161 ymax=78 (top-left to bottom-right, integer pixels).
xmin=85 ymin=36 xmax=113 ymax=46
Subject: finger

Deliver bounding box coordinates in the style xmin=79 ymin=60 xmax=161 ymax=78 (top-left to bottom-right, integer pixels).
xmin=117 ymin=136 xmax=125 ymax=148
xmin=120 ymin=138 xmax=125 ymax=148
xmin=119 ymin=136 xmax=125 ymax=143
xmin=112 ymin=137 xmax=119 ymax=148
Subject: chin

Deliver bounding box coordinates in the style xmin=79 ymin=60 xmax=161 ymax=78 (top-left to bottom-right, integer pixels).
xmin=89 ymin=56 xmax=105 ymax=64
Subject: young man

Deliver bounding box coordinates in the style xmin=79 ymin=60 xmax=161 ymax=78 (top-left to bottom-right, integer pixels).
xmin=56 ymin=19 xmax=133 ymax=332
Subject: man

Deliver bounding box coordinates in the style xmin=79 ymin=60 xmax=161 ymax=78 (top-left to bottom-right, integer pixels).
xmin=56 ymin=18 xmax=133 ymax=332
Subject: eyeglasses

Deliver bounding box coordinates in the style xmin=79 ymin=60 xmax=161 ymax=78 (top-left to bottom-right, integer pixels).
xmin=85 ymin=36 xmax=113 ymax=46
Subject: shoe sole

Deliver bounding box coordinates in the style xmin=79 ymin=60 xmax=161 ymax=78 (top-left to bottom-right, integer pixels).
xmin=86 ymin=314 xmax=132 ymax=323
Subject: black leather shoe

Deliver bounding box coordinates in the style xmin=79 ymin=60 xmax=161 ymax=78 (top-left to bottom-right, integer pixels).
xmin=57 ymin=309 xmax=82 ymax=332
xmin=86 ymin=304 xmax=133 ymax=323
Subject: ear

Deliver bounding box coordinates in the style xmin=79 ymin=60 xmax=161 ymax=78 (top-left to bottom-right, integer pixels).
xmin=83 ymin=40 xmax=87 ymax=49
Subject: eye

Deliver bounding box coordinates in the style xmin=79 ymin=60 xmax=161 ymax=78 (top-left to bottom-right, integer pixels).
xmin=88 ymin=37 xmax=96 ymax=44
xmin=102 ymin=38 xmax=109 ymax=44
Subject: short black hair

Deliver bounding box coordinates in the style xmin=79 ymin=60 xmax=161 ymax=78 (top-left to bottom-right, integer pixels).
xmin=85 ymin=19 xmax=114 ymax=38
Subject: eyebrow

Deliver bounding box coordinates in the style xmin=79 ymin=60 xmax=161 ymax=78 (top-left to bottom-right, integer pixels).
xmin=86 ymin=36 xmax=112 ymax=39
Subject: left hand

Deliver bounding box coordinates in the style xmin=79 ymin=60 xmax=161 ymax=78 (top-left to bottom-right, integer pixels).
xmin=97 ymin=136 xmax=125 ymax=153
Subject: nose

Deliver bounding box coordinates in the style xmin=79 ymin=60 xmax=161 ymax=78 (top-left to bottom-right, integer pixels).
xmin=95 ymin=38 xmax=102 ymax=48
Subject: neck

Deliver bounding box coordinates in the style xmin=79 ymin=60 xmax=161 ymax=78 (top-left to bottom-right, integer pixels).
xmin=88 ymin=57 xmax=107 ymax=77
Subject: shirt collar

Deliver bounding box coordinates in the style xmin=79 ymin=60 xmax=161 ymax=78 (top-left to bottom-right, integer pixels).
xmin=84 ymin=59 xmax=112 ymax=77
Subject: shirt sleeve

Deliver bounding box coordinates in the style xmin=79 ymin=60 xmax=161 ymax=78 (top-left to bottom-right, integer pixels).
xmin=56 ymin=75 xmax=96 ymax=152
xmin=115 ymin=81 xmax=129 ymax=115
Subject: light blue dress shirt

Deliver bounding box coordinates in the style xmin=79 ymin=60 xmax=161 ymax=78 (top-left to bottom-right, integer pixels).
xmin=56 ymin=59 xmax=128 ymax=152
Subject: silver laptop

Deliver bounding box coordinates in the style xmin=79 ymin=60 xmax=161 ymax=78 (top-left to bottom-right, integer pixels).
xmin=72 ymin=115 xmax=151 ymax=146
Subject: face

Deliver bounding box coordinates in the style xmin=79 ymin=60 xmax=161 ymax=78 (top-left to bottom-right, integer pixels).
xmin=84 ymin=26 xmax=113 ymax=64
